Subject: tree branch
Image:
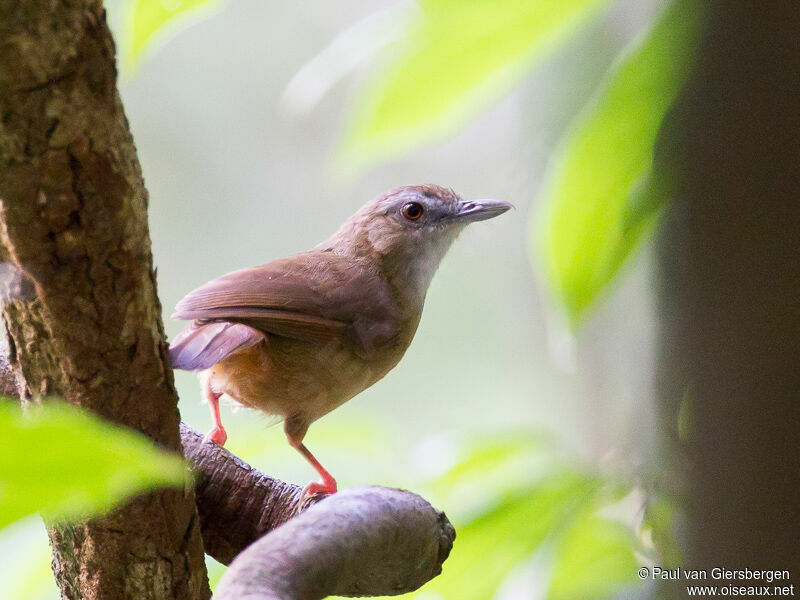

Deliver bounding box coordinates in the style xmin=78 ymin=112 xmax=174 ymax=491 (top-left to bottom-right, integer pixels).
xmin=179 ymin=423 xmax=308 ymax=565
xmin=180 ymin=423 xmax=456 ymax=599
xmin=214 ymin=487 xmax=454 ymax=600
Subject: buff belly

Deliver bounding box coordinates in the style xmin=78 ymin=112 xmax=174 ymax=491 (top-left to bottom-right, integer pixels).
xmin=198 ymin=337 xmax=383 ymax=425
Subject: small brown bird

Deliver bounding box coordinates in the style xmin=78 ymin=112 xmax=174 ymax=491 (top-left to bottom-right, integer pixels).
xmin=170 ymin=184 xmax=511 ymax=497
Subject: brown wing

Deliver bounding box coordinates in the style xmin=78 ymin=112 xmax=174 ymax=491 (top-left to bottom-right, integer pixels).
xmin=171 ymin=251 xmax=402 ymax=352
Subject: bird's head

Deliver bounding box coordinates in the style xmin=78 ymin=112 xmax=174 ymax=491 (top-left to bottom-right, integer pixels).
xmin=321 ymin=184 xmax=512 ymax=305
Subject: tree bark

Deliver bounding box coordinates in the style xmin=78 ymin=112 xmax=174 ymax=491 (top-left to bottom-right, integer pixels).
xmin=0 ymin=2 xmax=210 ymax=598
xmin=657 ymin=0 xmax=800 ymax=579
xmin=180 ymin=423 xmax=310 ymax=565
xmin=213 ymin=487 xmax=454 ymax=600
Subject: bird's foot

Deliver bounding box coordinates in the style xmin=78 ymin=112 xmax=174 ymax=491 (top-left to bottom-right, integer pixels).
xmin=204 ymin=426 xmax=227 ymax=446
xmin=301 ymin=477 xmax=337 ymax=503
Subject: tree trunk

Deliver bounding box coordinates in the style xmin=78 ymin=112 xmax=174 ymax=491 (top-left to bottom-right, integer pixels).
xmin=0 ymin=2 xmax=210 ymax=598
xmin=657 ymin=0 xmax=800 ymax=578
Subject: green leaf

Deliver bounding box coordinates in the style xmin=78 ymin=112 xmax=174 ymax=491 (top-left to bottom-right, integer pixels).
xmin=121 ymin=0 xmax=224 ymax=73
xmin=642 ymin=494 xmax=683 ymax=568
xmin=538 ymin=0 xmax=702 ymax=323
xmin=433 ymin=433 xmax=552 ymax=490
xmin=547 ymin=514 xmax=642 ymax=599
xmin=0 ymin=401 xmax=187 ymax=529
xmin=412 ymin=471 xmax=603 ymax=600
xmin=346 ymin=432 xmax=640 ymax=600
xmin=342 ymin=0 xmax=608 ymax=167
xmin=430 ymin=432 xmax=567 ymax=524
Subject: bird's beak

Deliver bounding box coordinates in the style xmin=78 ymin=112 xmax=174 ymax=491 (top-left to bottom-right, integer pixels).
xmin=452 ymin=199 xmax=514 ymax=222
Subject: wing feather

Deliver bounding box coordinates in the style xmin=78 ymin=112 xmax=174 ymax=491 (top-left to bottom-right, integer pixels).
xmin=171 ymin=251 xmax=402 ymax=351
xmin=169 ymin=322 xmax=264 ymax=371
xmin=176 ymin=307 xmax=345 ymax=344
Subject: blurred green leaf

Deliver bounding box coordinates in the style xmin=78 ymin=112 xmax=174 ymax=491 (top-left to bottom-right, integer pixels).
xmin=337 ymin=432 xmax=643 ymax=600
xmin=642 ymin=494 xmax=683 ymax=568
xmin=538 ymin=0 xmax=701 ymax=323
xmin=434 ymin=432 xmax=551 ymax=489
xmin=0 ymin=401 xmax=187 ymax=529
xmin=342 ymin=0 xmax=607 ymax=167
xmin=547 ymin=514 xmax=641 ymax=599
xmin=122 ymin=0 xmax=223 ymax=72
xmin=430 ymin=432 xmax=567 ymax=524
xmin=413 ymin=471 xmax=602 ymax=600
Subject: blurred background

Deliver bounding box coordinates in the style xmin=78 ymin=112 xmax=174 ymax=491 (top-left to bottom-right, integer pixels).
xmin=2 ymin=0 xmax=695 ymax=597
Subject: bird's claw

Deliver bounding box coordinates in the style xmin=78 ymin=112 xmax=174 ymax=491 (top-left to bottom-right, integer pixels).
xmin=300 ymin=478 xmax=337 ymax=503
xmin=204 ymin=426 xmax=227 ymax=446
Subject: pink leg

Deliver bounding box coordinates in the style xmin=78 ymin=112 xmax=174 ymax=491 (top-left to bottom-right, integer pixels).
xmin=295 ymin=443 xmax=338 ymax=498
xmin=203 ymin=382 xmax=227 ymax=446
xmin=285 ymin=416 xmax=337 ymax=499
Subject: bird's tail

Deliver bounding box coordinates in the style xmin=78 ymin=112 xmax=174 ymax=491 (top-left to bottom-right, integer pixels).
xmin=169 ymin=321 xmax=264 ymax=371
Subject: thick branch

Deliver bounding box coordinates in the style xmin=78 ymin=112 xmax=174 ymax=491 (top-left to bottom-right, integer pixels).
xmin=180 ymin=423 xmax=309 ymax=564
xmin=214 ymin=487 xmax=455 ymax=600
xmin=180 ymin=424 xmax=455 ymax=597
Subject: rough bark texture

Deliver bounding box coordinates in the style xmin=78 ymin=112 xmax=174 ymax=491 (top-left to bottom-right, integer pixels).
xmin=0 ymin=2 xmax=210 ymax=598
xmin=180 ymin=423 xmax=313 ymax=565
xmin=214 ymin=487 xmax=455 ymax=600
xmin=657 ymin=0 xmax=800 ymax=579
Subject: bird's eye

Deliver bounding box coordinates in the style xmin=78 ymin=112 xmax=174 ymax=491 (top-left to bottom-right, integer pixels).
xmin=402 ymin=202 xmax=424 ymax=221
